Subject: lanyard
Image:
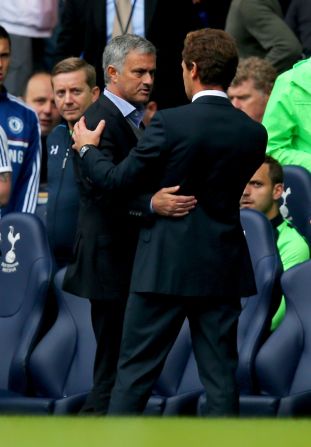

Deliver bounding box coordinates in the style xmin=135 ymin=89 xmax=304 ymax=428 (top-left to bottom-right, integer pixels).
xmin=113 ymin=0 xmax=138 ymax=34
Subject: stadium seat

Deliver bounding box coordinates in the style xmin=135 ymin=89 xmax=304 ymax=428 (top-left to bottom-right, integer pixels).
xmin=25 ymin=266 xmax=96 ymax=414
xmin=237 ymin=209 xmax=283 ymax=395
xmin=244 ymin=259 xmax=311 ymax=417
xmin=198 ymin=209 xmax=283 ymax=415
xmin=280 ymin=165 xmax=311 ymax=245
xmin=0 ymin=212 xmax=53 ymax=410
xmin=145 ymin=319 xmax=204 ymax=415
xmin=0 ymin=266 xmax=95 ymax=414
xmin=241 ymin=260 xmax=311 ymax=417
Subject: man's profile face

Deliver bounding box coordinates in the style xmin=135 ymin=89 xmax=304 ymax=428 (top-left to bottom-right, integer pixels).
xmin=240 ymin=163 xmax=283 ymax=219
xmin=228 ymin=78 xmax=269 ymax=122
xmin=24 ymin=73 xmax=61 ymax=136
xmin=52 ymin=69 xmax=99 ymax=129
xmin=0 ymin=38 xmax=11 ymax=87
xmin=109 ymin=50 xmax=156 ymax=105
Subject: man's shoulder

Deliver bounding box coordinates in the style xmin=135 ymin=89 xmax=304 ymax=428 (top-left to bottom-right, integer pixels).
xmin=5 ymin=93 xmax=37 ymax=117
xmin=278 ymin=219 xmax=310 ymax=249
xmin=84 ymin=94 xmax=125 ymax=128
xmin=47 ymin=123 xmax=69 ymax=145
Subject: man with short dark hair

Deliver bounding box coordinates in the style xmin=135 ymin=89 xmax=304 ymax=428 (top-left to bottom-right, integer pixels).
xmin=0 ymin=25 xmax=41 ymax=217
xmin=240 ymin=155 xmax=310 ymax=330
xmin=72 ymin=28 xmax=267 ymax=416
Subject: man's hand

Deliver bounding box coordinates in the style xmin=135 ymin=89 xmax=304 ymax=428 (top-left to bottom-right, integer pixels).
xmin=152 ymin=186 xmax=197 ymax=217
xmin=72 ymin=116 xmax=106 ymax=151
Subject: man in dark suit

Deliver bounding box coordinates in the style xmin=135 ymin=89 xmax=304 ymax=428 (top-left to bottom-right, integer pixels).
xmin=72 ymin=28 xmax=267 ymax=416
xmin=63 ymin=34 xmax=196 ymax=414
xmin=55 ymin=0 xmax=204 ymax=109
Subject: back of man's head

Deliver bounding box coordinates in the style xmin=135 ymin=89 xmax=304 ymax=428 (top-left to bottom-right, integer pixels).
xmin=182 ymin=28 xmax=239 ymax=91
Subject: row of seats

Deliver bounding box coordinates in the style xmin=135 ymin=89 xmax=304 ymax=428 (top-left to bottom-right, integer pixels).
xmin=0 ymin=164 xmax=310 ymax=416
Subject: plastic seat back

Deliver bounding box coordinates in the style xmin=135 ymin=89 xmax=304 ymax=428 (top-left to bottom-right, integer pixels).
xmin=28 ymin=267 xmax=96 ymax=411
xmin=280 ymin=165 xmax=311 ymax=245
xmin=0 ymin=212 xmax=53 ymax=394
xmin=255 ymin=260 xmax=311 ymax=416
xmin=237 ymin=209 xmax=283 ymax=394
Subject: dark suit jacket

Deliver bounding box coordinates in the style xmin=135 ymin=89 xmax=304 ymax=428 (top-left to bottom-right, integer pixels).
xmin=55 ymin=0 xmax=203 ymax=108
xmin=63 ymin=95 xmax=150 ymax=300
xmin=285 ymin=0 xmax=311 ymax=57
xmin=80 ymin=95 xmax=267 ymax=298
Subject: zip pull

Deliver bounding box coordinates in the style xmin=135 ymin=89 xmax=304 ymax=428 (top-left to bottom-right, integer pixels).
xmin=62 ymin=148 xmax=70 ymax=169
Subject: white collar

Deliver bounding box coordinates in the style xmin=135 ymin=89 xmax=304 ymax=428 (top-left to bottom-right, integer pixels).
xmin=192 ymin=90 xmax=228 ymax=102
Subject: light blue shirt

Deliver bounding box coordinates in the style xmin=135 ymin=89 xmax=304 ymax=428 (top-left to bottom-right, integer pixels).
xmin=104 ymin=88 xmax=145 ymax=128
xmin=106 ymin=0 xmax=145 ymax=41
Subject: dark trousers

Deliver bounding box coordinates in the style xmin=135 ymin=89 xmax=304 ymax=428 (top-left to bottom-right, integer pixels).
xmin=107 ymin=292 xmax=241 ymax=416
xmin=80 ymin=297 xmax=127 ymax=414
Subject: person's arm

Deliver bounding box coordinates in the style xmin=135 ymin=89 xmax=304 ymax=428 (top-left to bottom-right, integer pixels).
xmin=241 ymin=0 xmax=302 ymax=72
xmin=16 ymin=116 xmax=41 ymax=213
xmin=73 ymin=117 xmax=197 ymax=217
xmin=0 ymin=127 xmax=12 ymax=207
xmin=262 ymin=73 xmax=311 ymax=171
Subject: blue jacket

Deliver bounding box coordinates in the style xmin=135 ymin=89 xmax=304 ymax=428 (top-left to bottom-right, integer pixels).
xmin=46 ymin=123 xmax=80 ymax=267
xmin=0 ymin=88 xmax=41 ymax=216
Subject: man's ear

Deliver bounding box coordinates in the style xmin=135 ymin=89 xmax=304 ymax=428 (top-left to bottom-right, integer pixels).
xmin=92 ymin=86 xmax=101 ymax=102
xmin=273 ymin=183 xmax=284 ymax=201
xmin=191 ymin=61 xmax=198 ymax=79
xmin=107 ymin=65 xmax=118 ymax=82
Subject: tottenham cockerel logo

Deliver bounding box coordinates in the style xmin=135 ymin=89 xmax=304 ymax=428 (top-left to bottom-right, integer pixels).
xmin=0 ymin=226 xmax=21 ymax=273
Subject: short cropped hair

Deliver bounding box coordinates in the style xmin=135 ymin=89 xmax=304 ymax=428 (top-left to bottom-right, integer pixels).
xmin=264 ymin=155 xmax=284 ymax=185
xmin=51 ymin=57 xmax=97 ymax=89
xmin=102 ymin=33 xmax=156 ymax=85
xmin=230 ymin=57 xmax=277 ymax=95
xmin=0 ymin=25 xmax=11 ymax=50
xmin=182 ymin=28 xmax=239 ymax=90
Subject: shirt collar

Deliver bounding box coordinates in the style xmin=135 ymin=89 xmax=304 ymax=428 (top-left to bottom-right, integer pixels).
xmin=270 ymin=213 xmax=284 ymax=229
xmin=192 ymin=89 xmax=228 ymax=102
xmin=104 ymin=88 xmax=145 ymax=128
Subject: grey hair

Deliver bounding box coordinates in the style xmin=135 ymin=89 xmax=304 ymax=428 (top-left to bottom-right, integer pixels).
xmin=102 ymin=34 xmax=156 ymax=85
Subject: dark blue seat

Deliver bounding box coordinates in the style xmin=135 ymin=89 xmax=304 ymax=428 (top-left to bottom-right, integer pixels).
xmin=0 ymin=266 xmax=95 ymax=414
xmin=242 ymin=259 xmax=311 ymax=416
xmin=0 ymin=212 xmax=53 ymax=409
xmin=198 ymin=209 xmax=283 ymax=414
xmin=280 ymin=165 xmax=311 ymax=245
xmin=237 ymin=209 xmax=283 ymax=395
xmin=0 ymin=266 xmax=203 ymax=415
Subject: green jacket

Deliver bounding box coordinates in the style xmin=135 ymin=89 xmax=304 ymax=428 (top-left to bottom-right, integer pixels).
xmin=271 ymin=214 xmax=310 ymax=330
xmin=263 ymin=57 xmax=311 ymax=172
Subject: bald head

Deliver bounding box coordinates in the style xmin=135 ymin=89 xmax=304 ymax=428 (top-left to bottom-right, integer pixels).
xmin=24 ymin=72 xmax=61 ymax=136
